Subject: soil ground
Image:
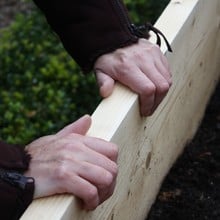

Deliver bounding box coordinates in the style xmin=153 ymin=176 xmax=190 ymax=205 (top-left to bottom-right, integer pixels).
xmin=1 ymin=1 xmax=220 ymax=220
xmin=147 ymin=83 xmax=220 ymax=220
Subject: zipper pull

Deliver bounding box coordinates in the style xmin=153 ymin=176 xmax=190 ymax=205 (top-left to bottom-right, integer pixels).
xmin=0 ymin=168 xmax=34 ymax=190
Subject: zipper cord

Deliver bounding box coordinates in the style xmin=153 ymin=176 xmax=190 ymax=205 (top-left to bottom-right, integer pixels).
xmin=0 ymin=168 xmax=34 ymax=190
xmin=114 ymin=0 xmax=172 ymax=52
xmin=130 ymin=22 xmax=173 ymax=52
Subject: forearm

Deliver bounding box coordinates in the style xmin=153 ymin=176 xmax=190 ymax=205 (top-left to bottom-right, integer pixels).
xmin=32 ymin=0 xmax=138 ymax=72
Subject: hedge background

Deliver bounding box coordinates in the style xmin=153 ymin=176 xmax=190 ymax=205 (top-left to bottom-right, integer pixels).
xmin=0 ymin=0 xmax=169 ymax=144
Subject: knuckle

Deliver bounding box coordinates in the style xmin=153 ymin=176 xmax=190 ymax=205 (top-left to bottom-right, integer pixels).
xmin=103 ymin=172 xmax=114 ymax=187
xmin=116 ymin=51 xmax=128 ymax=64
xmin=55 ymin=162 xmax=69 ymax=181
xmin=118 ymin=63 xmax=130 ymax=76
xmin=157 ymin=82 xmax=170 ymax=94
xmin=141 ymin=83 xmax=156 ymax=97
xmin=115 ymin=52 xmax=131 ymax=72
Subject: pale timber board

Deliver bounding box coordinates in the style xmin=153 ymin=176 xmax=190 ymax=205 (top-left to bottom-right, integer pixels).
xmin=21 ymin=0 xmax=220 ymax=219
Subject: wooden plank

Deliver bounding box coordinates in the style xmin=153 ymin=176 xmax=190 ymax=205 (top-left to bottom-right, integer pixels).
xmin=21 ymin=0 xmax=220 ymax=219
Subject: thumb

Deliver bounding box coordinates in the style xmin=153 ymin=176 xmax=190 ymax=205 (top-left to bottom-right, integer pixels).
xmin=56 ymin=115 xmax=92 ymax=137
xmin=95 ymin=70 xmax=115 ymax=98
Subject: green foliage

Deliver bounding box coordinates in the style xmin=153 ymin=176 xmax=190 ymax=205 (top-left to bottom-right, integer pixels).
xmin=125 ymin=0 xmax=170 ymax=24
xmin=0 ymin=9 xmax=100 ymax=144
xmin=0 ymin=0 xmax=169 ymax=145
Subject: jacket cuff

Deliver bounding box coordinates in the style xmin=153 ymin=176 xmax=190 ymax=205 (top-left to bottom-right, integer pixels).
xmin=0 ymin=140 xmax=31 ymax=171
xmin=0 ymin=141 xmax=34 ymax=219
xmin=33 ymin=0 xmax=138 ymax=72
xmin=0 ymin=169 xmax=34 ymax=219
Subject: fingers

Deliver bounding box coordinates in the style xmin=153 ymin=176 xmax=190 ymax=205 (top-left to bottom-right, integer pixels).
xmin=76 ymin=161 xmax=117 ymax=187
xmin=65 ymin=175 xmax=100 ymax=210
xmin=60 ymin=139 xmax=118 ymax=175
xmin=53 ymin=145 xmax=118 ymax=210
xmin=134 ymin=40 xmax=171 ymax=115
xmin=61 ymin=165 xmax=116 ymax=210
xmin=83 ymin=136 xmax=118 ymax=162
xmin=26 ymin=129 xmax=119 ymax=210
xmin=94 ymin=38 xmax=172 ymax=116
xmin=60 ymin=135 xmax=118 ymax=175
xmin=98 ymin=178 xmax=116 ymax=205
xmin=139 ymin=61 xmax=171 ymax=115
xmin=117 ymin=66 xmax=157 ymax=115
xmin=155 ymin=55 xmax=172 ymax=84
xmin=95 ymin=69 xmax=115 ymax=98
xmin=66 ymin=138 xmax=118 ymax=208
xmin=56 ymin=115 xmax=92 ymax=137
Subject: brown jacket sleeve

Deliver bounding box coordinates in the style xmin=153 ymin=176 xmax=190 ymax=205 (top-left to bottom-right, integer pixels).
xmin=32 ymin=0 xmax=139 ymax=72
xmin=0 ymin=141 xmax=34 ymax=220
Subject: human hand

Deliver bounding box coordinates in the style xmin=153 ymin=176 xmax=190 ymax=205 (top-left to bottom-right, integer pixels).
xmin=24 ymin=115 xmax=118 ymax=210
xmin=94 ymin=38 xmax=172 ymax=116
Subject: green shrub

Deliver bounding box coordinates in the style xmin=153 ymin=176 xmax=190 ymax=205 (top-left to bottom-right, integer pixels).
xmin=125 ymin=0 xmax=170 ymax=24
xmin=0 ymin=0 xmax=169 ymax=145
xmin=0 ymin=9 xmax=100 ymax=144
